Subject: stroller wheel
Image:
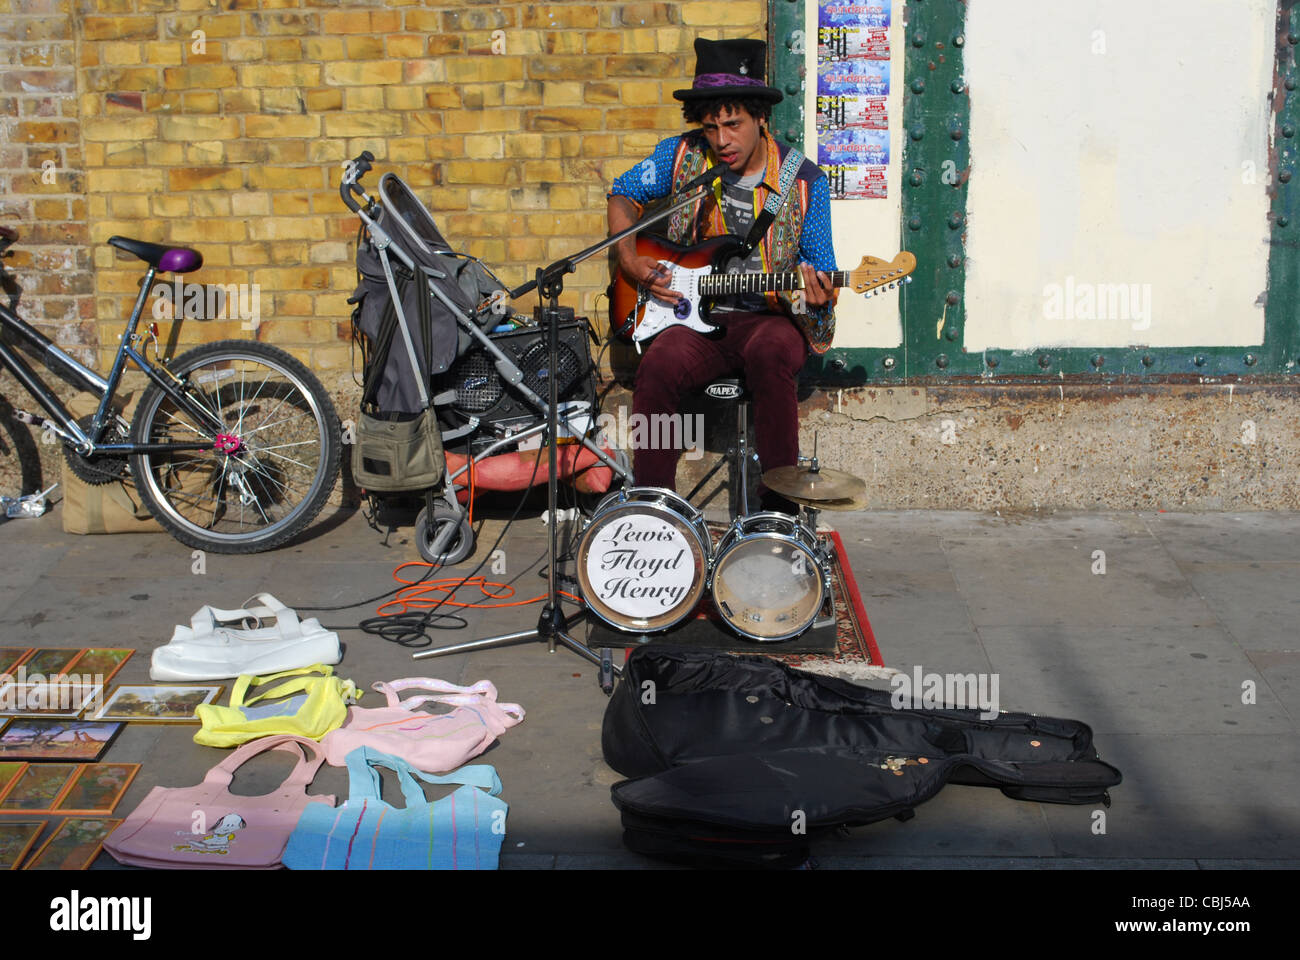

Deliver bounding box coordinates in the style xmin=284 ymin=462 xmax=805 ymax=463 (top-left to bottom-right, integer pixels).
xmin=414 ymin=504 xmax=474 ymax=566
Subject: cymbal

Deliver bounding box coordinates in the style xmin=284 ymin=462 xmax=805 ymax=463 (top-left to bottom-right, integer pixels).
xmin=788 ymin=492 xmax=868 ymax=512
xmin=762 ymin=465 xmax=866 ymax=501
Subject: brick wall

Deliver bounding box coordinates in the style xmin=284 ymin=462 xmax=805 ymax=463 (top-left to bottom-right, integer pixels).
xmin=0 ymin=0 xmax=766 ymax=395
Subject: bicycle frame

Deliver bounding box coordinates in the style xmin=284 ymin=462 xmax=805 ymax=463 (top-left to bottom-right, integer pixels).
xmin=0 ymin=262 xmax=222 ymax=457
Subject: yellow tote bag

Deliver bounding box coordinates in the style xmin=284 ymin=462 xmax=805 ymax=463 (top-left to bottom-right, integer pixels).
xmin=194 ymin=665 xmax=360 ymax=748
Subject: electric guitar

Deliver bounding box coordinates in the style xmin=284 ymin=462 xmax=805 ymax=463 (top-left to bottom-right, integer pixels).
xmin=611 ymin=234 xmax=917 ymax=343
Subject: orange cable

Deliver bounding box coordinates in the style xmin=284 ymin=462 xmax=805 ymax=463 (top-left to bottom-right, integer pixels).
xmin=375 ymin=563 xmax=582 ymax=618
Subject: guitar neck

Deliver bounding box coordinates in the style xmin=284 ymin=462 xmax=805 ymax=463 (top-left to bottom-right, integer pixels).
xmin=698 ymin=270 xmax=850 ymax=297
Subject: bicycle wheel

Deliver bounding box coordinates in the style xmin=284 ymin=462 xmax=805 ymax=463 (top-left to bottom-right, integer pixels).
xmin=129 ymin=340 xmax=341 ymax=553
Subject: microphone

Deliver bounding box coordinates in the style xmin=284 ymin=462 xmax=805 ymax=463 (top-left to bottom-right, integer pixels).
xmin=672 ymin=162 xmax=727 ymax=197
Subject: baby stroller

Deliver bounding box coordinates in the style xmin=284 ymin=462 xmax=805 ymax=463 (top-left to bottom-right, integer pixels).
xmin=339 ymin=152 xmax=630 ymax=563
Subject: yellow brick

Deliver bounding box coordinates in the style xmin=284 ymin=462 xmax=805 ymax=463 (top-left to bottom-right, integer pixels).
xmin=462 ymin=135 xmax=504 ymax=160
xmin=101 ymin=42 xmax=142 ymax=65
xmin=444 ymin=57 xmax=523 ymax=84
xmin=425 ymin=137 xmax=466 ymax=160
xmin=183 ymin=91 xmax=220 ymax=113
xmin=266 ymin=37 xmax=302 ymax=61
xmin=463 ymin=239 xmax=506 ymax=264
xmin=545 ymin=33 xmax=585 ymax=55
xmin=460 ymin=84 xmax=505 ymax=110
xmin=243 ymin=114 xmax=320 ymax=139
xmin=109 ymin=194 xmax=149 ymax=218
xmin=86 ymin=67 xmax=160 ymax=92
xmin=306 ymin=140 xmax=347 ymax=164
xmin=261 ymin=88 xmax=304 ymax=113
xmin=83 ymin=15 xmax=156 ymax=41
xmin=162 ymin=65 xmax=237 ymax=88
xmin=254 ymin=267 xmax=330 ymax=290
xmin=656 ymin=28 xmax=687 ymax=52
xmin=405 ymin=113 xmax=444 ymax=135
xmin=183 ymin=141 xmax=224 ymax=164
xmin=384 ymin=85 xmax=424 ymax=111
xmin=256 ymin=11 xmax=318 ymax=36
xmin=428 ymin=34 xmax=463 ymax=56
xmin=232 ymin=242 xmax=270 ymax=266
xmin=547 ymin=185 xmax=586 ymax=209
xmin=222 ymin=38 xmax=264 ymax=62
xmin=621 ymin=80 xmax=662 ymax=106
xmin=507 ymin=236 xmax=545 ymax=261
xmin=266 ymin=141 xmax=307 ymax=164
xmin=323 ymin=61 xmax=402 ymax=86
xmin=168 ymin=166 xmax=242 ymax=191
xmin=387 ymin=137 xmax=427 ymax=162
xmin=222 ymin=88 xmax=261 ymax=113
xmin=445 ymin=108 xmax=521 ymax=134
xmin=605 ymin=106 xmax=681 ymax=130
xmin=82 ymin=116 xmax=157 ymax=141
xmin=523 ymin=5 xmax=599 ymax=28
xmin=232 ymin=193 xmax=270 ymax=217
xmin=160 ymin=115 xmax=239 ymax=141
xmin=621 ymin=31 xmax=657 ymax=54
xmin=143 ymin=141 xmax=183 ymax=165
xmin=270 ymin=193 xmax=311 ymax=215
xmin=258 ymin=319 xmax=317 ymax=344
xmin=167 ymin=219 xmax=244 ymax=243
xmin=311 ymin=345 xmax=351 ymax=371
xmin=527 ymin=56 xmax=601 ymax=81
xmin=525 ymin=108 xmax=603 ymax=132
xmin=387 ymin=35 xmax=425 ymax=59
xmin=585 ymin=32 xmax=621 ymax=55
xmin=521 ymin=160 xmax=564 ymax=182
xmin=584 ymin=82 xmax=620 ymax=104
xmin=345 ymin=87 xmax=386 ymax=112
xmin=303 ymin=37 xmax=345 ymax=60
xmin=323 ymin=113 xmax=403 ymax=138
xmin=240 ymin=64 xmax=320 ymax=88
xmin=104 ymin=140 xmax=147 ymax=166
xmin=541 ymin=82 xmax=584 ymax=106
xmin=442 ymin=160 xmax=520 ymax=186
xmin=505 ymin=30 xmax=545 ymax=56
xmin=248 ymin=166 xmax=324 ymax=190
xmin=306 ymin=88 xmax=343 ymax=112
xmin=468 ymin=188 xmax=509 ymax=212
xmin=502 ymin=81 xmax=544 ymax=106
xmin=605 ymin=54 xmax=676 ymax=77
xmin=346 ymin=36 xmax=384 ymax=60
xmin=225 ymin=141 xmax=270 ymax=164
xmin=681 ymin=1 xmax=761 ymax=26
xmin=87 ymin=168 xmax=165 ymax=193
xmin=192 ymin=194 xmax=231 ymax=217
xmin=527 ymin=213 xmax=604 ymax=236
xmin=424 ymin=84 xmax=461 ymax=109
xmin=503 ymin=133 xmax=546 ymax=159
xmin=406 ymin=61 xmax=447 ymax=84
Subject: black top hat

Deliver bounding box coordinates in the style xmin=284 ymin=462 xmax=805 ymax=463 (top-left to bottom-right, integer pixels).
xmin=673 ymin=38 xmax=783 ymax=104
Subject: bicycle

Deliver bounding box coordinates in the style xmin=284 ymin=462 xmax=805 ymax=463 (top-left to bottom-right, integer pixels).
xmin=0 ymin=224 xmax=341 ymax=553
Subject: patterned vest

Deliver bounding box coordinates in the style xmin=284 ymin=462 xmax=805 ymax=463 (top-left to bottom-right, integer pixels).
xmin=664 ymin=129 xmax=834 ymax=353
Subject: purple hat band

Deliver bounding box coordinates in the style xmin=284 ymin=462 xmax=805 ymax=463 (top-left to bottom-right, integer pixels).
xmin=692 ymin=72 xmax=766 ymax=89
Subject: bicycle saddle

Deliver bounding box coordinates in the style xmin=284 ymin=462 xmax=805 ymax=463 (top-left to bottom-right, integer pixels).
xmin=108 ymin=235 xmax=203 ymax=274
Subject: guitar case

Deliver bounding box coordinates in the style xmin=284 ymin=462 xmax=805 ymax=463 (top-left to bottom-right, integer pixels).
xmin=602 ymin=647 xmax=1122 ymax=868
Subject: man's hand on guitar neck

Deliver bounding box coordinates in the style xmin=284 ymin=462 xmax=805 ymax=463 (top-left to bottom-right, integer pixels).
xmin=799 ymin=262 xmax=836 ymax=311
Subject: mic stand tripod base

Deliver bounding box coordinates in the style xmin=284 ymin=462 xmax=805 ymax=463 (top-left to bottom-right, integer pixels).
xmin=411 ymin=607 xmax=620 ymax=693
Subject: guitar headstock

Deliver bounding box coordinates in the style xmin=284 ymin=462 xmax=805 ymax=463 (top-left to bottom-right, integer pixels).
xmin=847 ymin=251 xmax=917 ymax=295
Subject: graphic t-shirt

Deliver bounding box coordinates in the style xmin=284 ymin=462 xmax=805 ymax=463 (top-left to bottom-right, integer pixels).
xmin=713 ymin=167 xmax=769 ymax=315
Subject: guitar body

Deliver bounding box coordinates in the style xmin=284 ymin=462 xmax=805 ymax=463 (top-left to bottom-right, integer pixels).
xmin=611 ymin=234 xmax=746 ymax=343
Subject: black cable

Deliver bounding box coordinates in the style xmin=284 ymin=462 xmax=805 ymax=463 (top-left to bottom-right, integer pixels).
xmin=351 ymin=443 xmax=547 ymax=648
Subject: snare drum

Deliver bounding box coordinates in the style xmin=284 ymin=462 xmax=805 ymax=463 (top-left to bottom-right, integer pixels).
xmin=708 ymin=512 xmax=831 ymax=642
xmin=576 ymin=487 xmax=712 ymax=633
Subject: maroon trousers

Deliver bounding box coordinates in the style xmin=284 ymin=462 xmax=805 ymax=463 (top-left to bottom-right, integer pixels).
xmin=631 ymin=311 xmax=807 ymax=491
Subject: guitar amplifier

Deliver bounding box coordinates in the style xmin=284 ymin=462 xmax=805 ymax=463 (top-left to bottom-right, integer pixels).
xmin=435 ymin=316 xmax=597 ymax=455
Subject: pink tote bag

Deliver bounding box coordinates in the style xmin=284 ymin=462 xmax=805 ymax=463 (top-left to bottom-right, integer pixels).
xmin=104 ymin=735 xmax=334 ymax=870
xmin=321 ymin=678 xmax=525 ymax=772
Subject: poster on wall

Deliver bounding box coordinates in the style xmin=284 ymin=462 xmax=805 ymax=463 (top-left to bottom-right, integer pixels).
xmin=816 ymin=1 xmax=892 ymax=199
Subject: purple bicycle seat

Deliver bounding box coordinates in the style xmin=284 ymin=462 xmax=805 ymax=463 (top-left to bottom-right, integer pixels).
xmin=108 ymin=235 xmax=203 ymax=274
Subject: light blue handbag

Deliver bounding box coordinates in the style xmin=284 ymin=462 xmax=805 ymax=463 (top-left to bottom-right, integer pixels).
xmin=283 ymin=746 xmax=507 ymax=870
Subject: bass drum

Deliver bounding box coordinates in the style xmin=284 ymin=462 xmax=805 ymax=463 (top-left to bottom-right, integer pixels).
xmin=708 ymin=512 xmax=831 ymax=643
xmin=576 ymin=487 xmax=711 ymax=633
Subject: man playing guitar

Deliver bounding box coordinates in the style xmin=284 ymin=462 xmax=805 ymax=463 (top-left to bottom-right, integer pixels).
xmin=608 ymin=38 xmax=838 ymax=512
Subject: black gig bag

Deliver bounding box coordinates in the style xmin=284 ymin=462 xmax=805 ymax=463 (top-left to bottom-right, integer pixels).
xmin=602 ymin=647 xmax=1122 ymax=867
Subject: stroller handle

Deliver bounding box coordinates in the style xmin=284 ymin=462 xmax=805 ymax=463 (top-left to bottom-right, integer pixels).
xmin=340 ymin=150 xmax=375 ymax=213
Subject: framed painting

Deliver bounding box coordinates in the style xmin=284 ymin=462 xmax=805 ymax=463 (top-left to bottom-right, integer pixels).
xmin=23 ymin=817 xmax=120 ymax=870
xmin=65 ymin=648 xmax=134 ymax=684
xmin=21 ymin=649 xmax=82 ymax=679
xmin=0 ymin=719 xmax=124 ymax=762
xmin=0 ymin=681 xmax=100 ymax=719
xmin=0 ymin=763 xmax=78 ymax=812
xmin=0 ymin=649 xmax=32 ymax=679
xmin=89 ymin=684 xmax=222 ymax=723
xmin=0 ymin=820 xmax=43 ymax=869
xmin=49 ymin=763 xmax=139 ymax=816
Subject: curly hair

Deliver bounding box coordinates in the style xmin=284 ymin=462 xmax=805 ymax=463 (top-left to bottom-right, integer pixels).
xmin=681 ymin=96 xmax=772 ymax=126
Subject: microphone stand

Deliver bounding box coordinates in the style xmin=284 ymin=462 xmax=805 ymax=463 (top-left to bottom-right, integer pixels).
xmin=412 ymin=177 xmax=720 ymax=694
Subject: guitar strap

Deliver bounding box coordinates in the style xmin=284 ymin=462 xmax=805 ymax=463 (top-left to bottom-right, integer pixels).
xmin=736 ymin=147 xmax=804 ymax=260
